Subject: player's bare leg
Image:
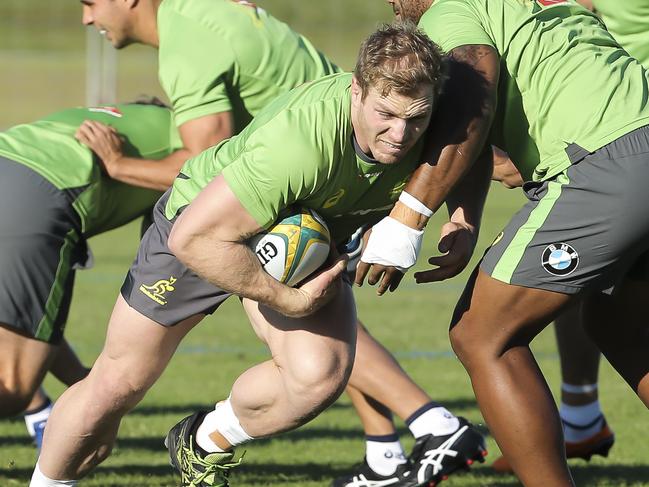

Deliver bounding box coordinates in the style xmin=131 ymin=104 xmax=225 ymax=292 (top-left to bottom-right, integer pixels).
xmin=348 ymin=322 xmax=432 ymax=419
xmin=450 ymin=268 xmax=575 ymax=487
xmin=0 ymin=324 xmax=59 ymax=417
xmin=49 ymin=339 xmax=90 ymax=387
xmin=228 ymin=282 xmax=356 ymax=439
xmin=36 ymin=294 xmax=201 ymax=481
xmin=555 ymin=302 xmax=601 ymax=403
xmin=347 ymin=383 xmax=397 ymax=436
xmin=583 ymin=279 xmax=649 ymax=408
xmin=162 ymin=283 xmax=356 ymax=486
xmin=492 ymin=300 xmax=611 ymax=472
xmin=332 ymin=321 xmax=486 ymax=486
xmin=555 ymin=302 xmax=614 ymax=456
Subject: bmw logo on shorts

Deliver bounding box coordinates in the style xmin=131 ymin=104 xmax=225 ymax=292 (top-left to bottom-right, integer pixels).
xmin=541 ymin=243 xmax=579 ymax=276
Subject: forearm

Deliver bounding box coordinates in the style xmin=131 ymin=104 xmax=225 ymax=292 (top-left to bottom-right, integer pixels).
xmin=176 ymin=233 xmax=297 ymax=312
xmin=110 ymin=149 xmax=194 ymax=191
xmin=392 ymin=45 xmax=499 ymax=230
xmin=445 ymin=147 xmax=493 ymax=235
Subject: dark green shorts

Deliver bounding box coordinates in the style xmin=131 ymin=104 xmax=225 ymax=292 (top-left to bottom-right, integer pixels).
xmin=482 ymin=125 xmax=649 ymax=294
xmin=0 ymin=157 xmax=87 ymax=343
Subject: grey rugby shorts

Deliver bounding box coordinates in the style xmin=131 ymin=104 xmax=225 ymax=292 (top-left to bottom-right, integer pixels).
xmin=0 ymin=157 xmax=87 ymax=343
xmin=482 ymin=125 xmax=649 ymax=294
xmin=121 ymin=191 xmax=232 ymax=326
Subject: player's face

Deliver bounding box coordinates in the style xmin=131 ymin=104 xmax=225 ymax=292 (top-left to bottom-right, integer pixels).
xmin=386 ymin=0 xmax=432 ymax=23
xmin=81 ymin=0 xmax=134 ymax=49
xmin=351 ymin=77 xmax=434 ymax=165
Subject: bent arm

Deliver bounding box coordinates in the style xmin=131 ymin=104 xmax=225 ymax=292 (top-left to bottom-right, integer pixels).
xmin=391 ymin=44 xmax=500 ymax=230
xmin=78 ymin=112 xmax=234 ymax=191
xmin=168 ymin=175 xmax=292 ymax=306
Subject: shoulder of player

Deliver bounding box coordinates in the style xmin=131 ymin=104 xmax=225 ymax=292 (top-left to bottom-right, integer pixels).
xmin=158 ymin=0 xmax=246 ymax=37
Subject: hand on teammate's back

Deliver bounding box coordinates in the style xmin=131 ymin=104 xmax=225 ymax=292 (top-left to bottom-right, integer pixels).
xmin=75 ymin=120 xmax=125 ymax=178
xmin=414 ymin=221 xmax=476 ymax=283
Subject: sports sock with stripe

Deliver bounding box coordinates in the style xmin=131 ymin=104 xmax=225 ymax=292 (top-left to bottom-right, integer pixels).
xmin=406 ymin=402 xmax=460 ymax=438
xmin=365 ymin=433 xmax=407 ymax=476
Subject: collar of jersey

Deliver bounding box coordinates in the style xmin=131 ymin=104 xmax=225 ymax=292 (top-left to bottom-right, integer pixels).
xmin=352 ymin=133 xmax=389 ymax=177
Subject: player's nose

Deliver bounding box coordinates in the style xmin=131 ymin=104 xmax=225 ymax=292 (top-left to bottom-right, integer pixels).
xmin=82 ymin=5 xmax=94 ymax=26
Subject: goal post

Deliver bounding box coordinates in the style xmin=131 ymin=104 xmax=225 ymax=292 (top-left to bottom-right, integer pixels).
xmin=85 ymin=27 xmax=117 ymax=106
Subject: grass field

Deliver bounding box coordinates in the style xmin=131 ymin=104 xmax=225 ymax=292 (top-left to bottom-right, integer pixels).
xmin=1 ymin=1 xmax=649 ymax=486
xmin=1 ymin=185 xmax=648 ymax=487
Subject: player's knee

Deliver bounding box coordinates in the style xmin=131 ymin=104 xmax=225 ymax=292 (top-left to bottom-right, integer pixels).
xmin=288 ymin=351 xmax=352 ymax=406
xmin=449 ymin=314 xmax=497 ymax=372
xmin=89 ymin=365 xmax=150 ymax=414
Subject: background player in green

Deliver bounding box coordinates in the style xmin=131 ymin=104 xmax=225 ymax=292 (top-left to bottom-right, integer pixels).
xmin=80 ymin=2 xmax=487 ymax=483
xmin=365 ymin=1 xmax=649 ymax=486
xmin=30 ymin=24 xmax=460 ymax=487
xmin=78 ymin=0 xmax=337 ymax=191
xmin=0 ymin=101 xmax=179 ymax=449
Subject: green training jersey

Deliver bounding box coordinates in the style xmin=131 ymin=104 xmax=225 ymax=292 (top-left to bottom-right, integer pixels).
xmin=419 ymin=0 xmax=649 ymax=182
xmin=157 ymin=0 xmax=339 ymax=132
xmin=0 ymin=104 xmax=181 ymax=237
xmin=165 ymin=73 xmax=424 ymax=244
xmin=593 ymin=0 xmax=649 ymax=66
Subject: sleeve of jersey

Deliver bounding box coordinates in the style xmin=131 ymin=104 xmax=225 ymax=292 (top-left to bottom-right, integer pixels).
xmin=419 ymin=0 xmax=495 ymax=53
xmin=158 ymin=12 xmax=235 ymax=127
xmin=220 ymin=115 xmax=325 ymax=229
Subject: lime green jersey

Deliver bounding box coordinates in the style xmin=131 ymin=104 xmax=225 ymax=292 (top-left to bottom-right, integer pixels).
xmin=0 ymin=104 xmax=181 ymax=237
xmin=157 ymin=0 xmax=339 ymax=132
xmin=165 ymin=73 xmax=424 ymax=244
xmin=420 ymin=0 xmax=649 ymax=181
xmin=593 ymin=0 xmax=649 ymax=66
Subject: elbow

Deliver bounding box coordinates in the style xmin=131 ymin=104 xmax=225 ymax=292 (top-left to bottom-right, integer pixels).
xmin=167 ymin=221 xmax=192 ymax=263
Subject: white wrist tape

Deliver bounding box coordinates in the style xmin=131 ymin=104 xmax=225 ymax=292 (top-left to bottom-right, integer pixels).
xmin=399 ymin=191 xmax=433 ymax=218
xmin=360 ymin=216 xmax=424 ymax=272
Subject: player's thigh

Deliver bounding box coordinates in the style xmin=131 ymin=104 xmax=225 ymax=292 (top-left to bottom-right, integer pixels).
xmin=582 ymin=278 xmax=649 ymax=393
xmin=242 ymin=282 xmax=357 ymax=374
xmin=103 ymin=191 xmax=235 ymax=390
xmin=0 ymin=324 xmax=58 ymax=397
xmin=92 ymin=294 xmax=204 ymax=393
xmin=450 ymin=268 xmax=573 ymax=364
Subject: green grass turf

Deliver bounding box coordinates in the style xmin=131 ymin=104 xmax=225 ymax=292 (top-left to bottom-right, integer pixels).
xmin=1 ymin=185 xmax=648 ymax=486
xmin=2 ymin=2 xmax=649 ymax=485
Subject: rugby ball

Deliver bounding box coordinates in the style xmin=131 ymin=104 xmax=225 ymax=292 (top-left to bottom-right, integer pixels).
xmin=249 ymin=208 xmax=331 ymax=287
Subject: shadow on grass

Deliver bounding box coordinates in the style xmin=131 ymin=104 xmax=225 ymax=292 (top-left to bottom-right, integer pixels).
xmin=129 ymin=401 xmax=351 ymax=417
xmin=572 ymin=464 xmax=649 ymax=485
xmin=3 ymin=461 xmax=649 ymax=486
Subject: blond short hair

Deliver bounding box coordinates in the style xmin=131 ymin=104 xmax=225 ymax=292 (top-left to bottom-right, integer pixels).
xmin=354 ymin=22 xmax=445 ymax=100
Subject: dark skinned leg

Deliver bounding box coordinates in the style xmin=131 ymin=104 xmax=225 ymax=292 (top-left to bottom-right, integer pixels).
xmin=450 ymin=268 xmax=575 ymax=487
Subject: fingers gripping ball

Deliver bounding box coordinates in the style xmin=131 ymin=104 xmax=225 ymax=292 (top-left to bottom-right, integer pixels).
xmin=249 ymin=208 xmax=331 ymax=287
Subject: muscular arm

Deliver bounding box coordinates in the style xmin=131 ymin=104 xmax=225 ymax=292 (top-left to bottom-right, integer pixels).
xmin=390 ymin=44 xmax=500 ymax=230
xmin=167 ymin=175 xmax=344 ymax=317
xmin=76 ymin=111 xmax=234 ymax=191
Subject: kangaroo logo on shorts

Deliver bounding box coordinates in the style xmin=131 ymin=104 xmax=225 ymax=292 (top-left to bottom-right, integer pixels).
xmin=139 ymin=276 xmax=177 ymax=305
xmin=541 ymin=243 xmax=579 ymax=276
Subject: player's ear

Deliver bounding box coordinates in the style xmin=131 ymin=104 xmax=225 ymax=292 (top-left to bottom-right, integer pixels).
xmin=351 ymin=75 xmax=363 ymax=106
xmin=125 ymin=0 xmax=139 ymax=10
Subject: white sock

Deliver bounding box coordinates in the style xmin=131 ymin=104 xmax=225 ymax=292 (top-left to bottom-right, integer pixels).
xmin=406 ymin=403 xmax=460 ymax=437
xmin=560 ymin=400 xmax=603 ymax=442
xmin=365 ymin=434 xmax=406 ymax=476
xmin=24 ymin=397 xmax=53 ymax=438
xmin=30 ymin=462 xmax=77 ymax=486
xmin=196 ymin=398 xmax=253 ymax=453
